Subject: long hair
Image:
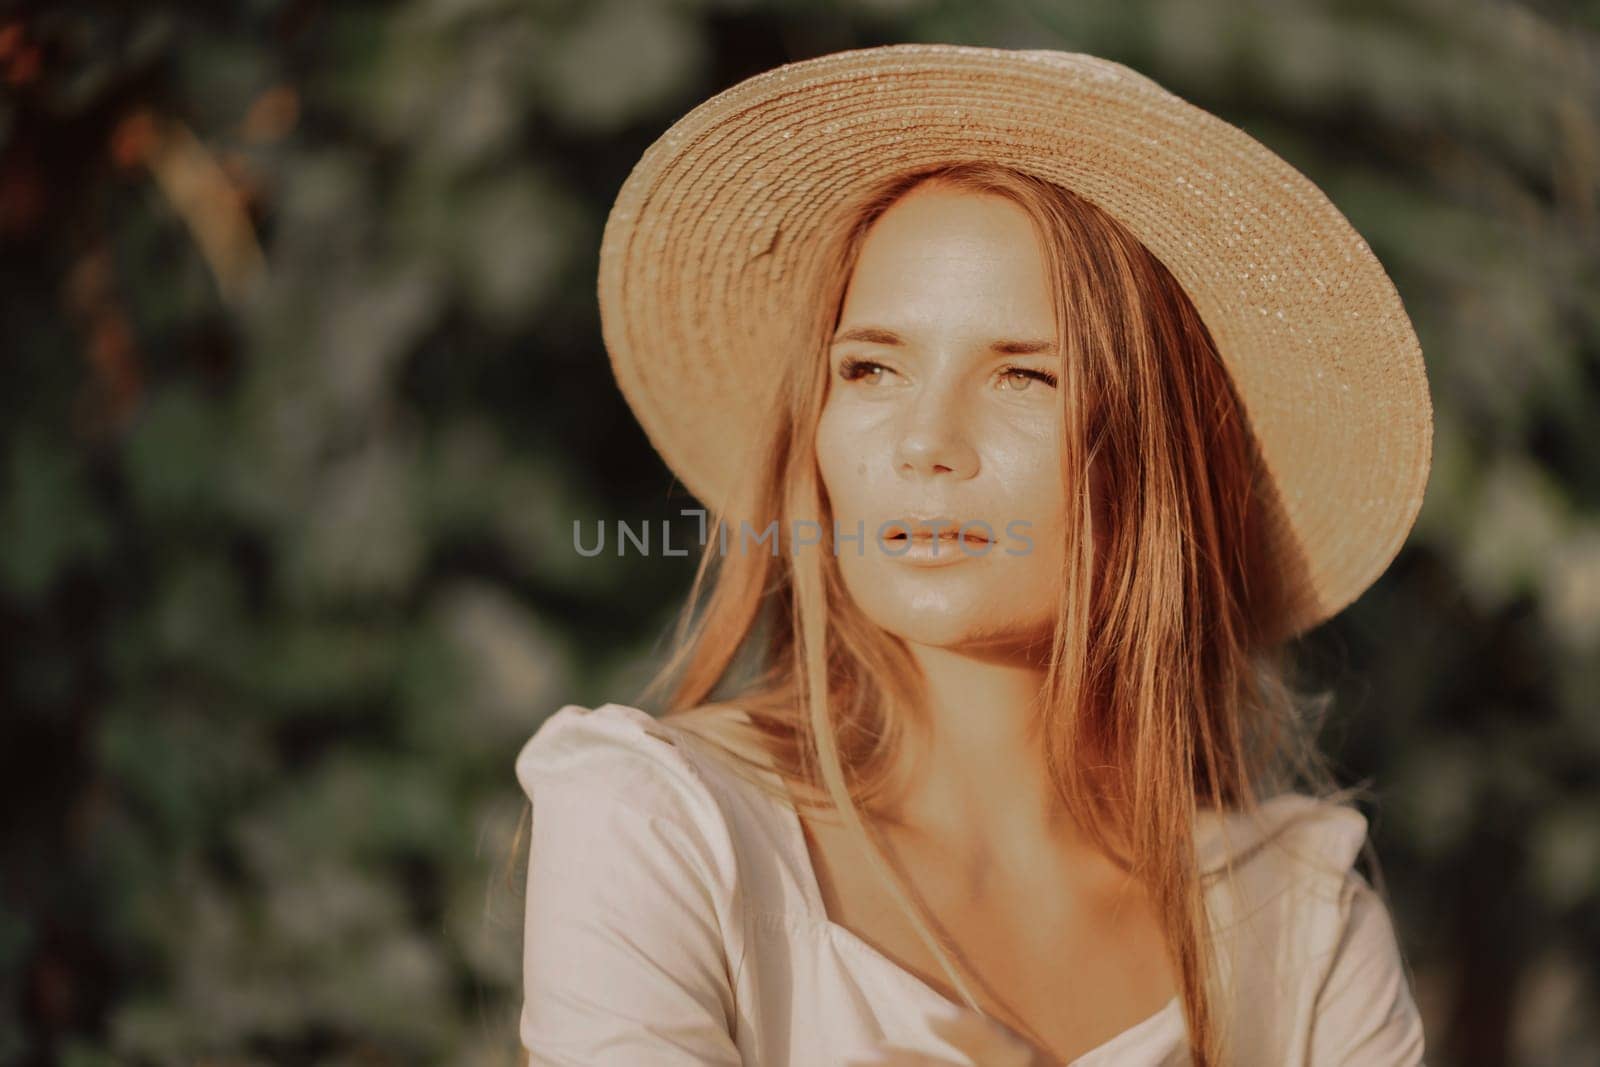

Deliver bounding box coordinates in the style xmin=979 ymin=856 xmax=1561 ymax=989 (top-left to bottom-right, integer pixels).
xmin=636 ymin=160 xmax=1365 ymax=1065
xmin=512 ymin=161 xmax=1365 ymax=1067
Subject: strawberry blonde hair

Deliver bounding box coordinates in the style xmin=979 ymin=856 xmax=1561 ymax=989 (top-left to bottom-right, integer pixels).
xmin=643 ymin=160 xmax=1356 ymax=1067
xmin=514 ymin=161 xmax=1367 ymax=1066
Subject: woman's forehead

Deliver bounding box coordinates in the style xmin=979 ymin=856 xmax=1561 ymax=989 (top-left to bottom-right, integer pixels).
xmin=841 ymin=195 xmax=1057 ymax=342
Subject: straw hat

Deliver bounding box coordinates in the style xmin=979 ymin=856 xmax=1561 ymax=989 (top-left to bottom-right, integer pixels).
xmin=596 ymin=43 xmax=1433 ymax=641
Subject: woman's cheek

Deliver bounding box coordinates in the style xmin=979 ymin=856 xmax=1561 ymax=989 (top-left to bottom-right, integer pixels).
xmin=816 ymin=405 xmax=879 ymax=520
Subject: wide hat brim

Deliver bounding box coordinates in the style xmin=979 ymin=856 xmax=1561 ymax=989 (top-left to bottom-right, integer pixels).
xmin=597 ymin=43 xmax=1433 ymax=640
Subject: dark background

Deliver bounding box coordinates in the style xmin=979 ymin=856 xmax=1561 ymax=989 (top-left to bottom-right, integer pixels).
xmin=2 ymin=1 xmax=1597 ymax=1064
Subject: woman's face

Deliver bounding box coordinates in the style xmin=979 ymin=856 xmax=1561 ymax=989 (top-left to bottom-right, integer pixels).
xmin=815 ymin=186 xmax=1072 ymax=654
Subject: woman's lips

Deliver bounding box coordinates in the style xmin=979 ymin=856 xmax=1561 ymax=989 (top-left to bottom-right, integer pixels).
xmin=881 ymin=519 xmax=990 ymax=544
xmin=879 ymin=521 xmax=991 ymax=565
xmin=886 ymin=531 xmax=990 ymax=544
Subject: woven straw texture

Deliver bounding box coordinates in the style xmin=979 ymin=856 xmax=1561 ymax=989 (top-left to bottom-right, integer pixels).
xmin=597 ymin=43 xmax=1433 ymax=639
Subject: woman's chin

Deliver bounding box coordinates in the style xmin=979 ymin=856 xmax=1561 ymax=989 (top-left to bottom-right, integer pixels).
xmin=853 ymin=599 xmax=1045 ymax=652
xmin=837 ymin=559 xmax=1057 ymax=648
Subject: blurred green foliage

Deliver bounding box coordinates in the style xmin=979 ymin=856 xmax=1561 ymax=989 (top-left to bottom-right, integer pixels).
xmin=0 ymin=1 xmax=1596 ymax=1065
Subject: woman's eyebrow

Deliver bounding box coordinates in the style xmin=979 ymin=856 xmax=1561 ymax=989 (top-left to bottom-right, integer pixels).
xmin=991 ymin=338 xmax=1058 ymax=355
xmin=829 ymin=326 xmax=1057 ymax=354
xmin=830 ymin=326 xmax=904 ymax=347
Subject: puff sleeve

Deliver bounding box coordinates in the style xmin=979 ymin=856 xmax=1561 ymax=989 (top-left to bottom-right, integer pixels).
xmin=1307 ymin=870 xmax=1428 ymax=1065
xmin=516 ymin=706 xmax=745 ymax=1066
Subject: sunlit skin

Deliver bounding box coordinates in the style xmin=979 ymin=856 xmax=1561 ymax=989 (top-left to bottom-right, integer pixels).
xmin=812 ymin=187 xmax=1173 ymax=1064
xmin=815 ymin=185 xmax=1082 ymax=861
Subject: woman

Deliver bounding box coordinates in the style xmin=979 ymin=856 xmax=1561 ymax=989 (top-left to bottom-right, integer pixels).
xmin=515 ymin=44 xmax=1431 ymax=1066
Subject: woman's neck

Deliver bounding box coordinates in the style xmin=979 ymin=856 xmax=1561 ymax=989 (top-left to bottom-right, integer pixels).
xmin=890 ymin=641 xmax=1092 ymax=873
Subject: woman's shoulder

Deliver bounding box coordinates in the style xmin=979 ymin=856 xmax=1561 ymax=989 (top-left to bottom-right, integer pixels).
xmin=1198 ymin=793 xmax=1424 ymax=1059
xmin=1198 ymin=790 xmax=1383 ymax=959
xmin=516 ymin=701 xmax=815 ymax=918
xmin=1196 ymin=790 xmax=1370 ymax=887
xmin=514 ymin=700 xmax=784 ymax=851
xmin=516 ymin=703 xmax=754 ymax=1053
xmin=514 ymin=702 xmax=748 ymax=920
xmin=515 ymin=701 xmax=716 ymax=814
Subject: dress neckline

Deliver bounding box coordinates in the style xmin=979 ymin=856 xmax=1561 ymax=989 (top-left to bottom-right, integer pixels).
xmin=748 ymin=747 xmax=1186 ymax=1065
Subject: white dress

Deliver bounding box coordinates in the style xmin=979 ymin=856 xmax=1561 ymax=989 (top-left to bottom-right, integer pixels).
xmin=516 ymin=702 xmax=1427 ymax=1066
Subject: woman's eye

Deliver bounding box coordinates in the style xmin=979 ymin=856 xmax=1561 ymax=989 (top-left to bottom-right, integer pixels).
xmin=999 ymin=366 xmax=1059 ymax=391
xmin=838 ymin=357 xmax=889 ymax=385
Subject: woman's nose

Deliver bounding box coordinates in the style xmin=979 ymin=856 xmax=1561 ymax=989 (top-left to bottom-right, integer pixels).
xmin=893 ymin=389 xmax=979 ymax=481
